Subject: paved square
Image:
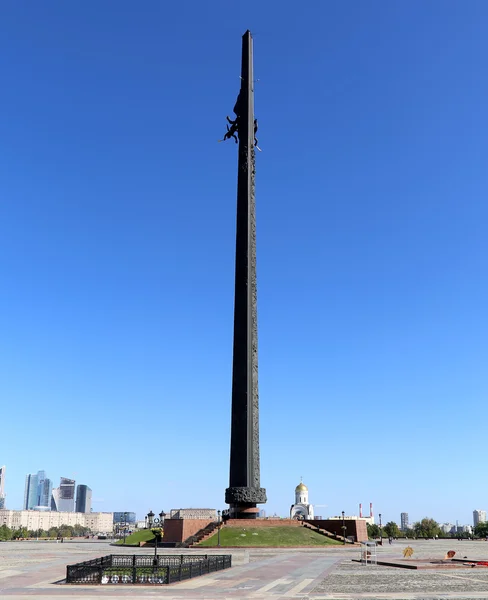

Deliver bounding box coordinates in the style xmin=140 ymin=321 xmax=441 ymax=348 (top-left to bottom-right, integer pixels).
xmin=1 ymin=538 xmax=488 ymax=598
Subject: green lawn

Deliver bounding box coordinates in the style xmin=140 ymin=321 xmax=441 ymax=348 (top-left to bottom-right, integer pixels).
xmin=115 ymin=529 xmax=155 ymax=546
xmin=199 ymin=526 xmax=342 ymax=547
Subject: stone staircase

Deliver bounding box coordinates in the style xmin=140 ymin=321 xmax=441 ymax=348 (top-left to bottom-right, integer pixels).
xmin=302 ymin=521 xmax=356 ymax=544
xmin=182 ymin=521 xmax=220 ymax=548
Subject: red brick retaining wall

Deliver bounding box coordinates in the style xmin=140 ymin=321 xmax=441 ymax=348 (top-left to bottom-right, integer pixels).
xmin=163 ymin=518 xmax=214 ymax=543
xmin=225 ymin=519 xmax=302 ymax=528
xmin=306 ymin=519 xmax=368 ymax=542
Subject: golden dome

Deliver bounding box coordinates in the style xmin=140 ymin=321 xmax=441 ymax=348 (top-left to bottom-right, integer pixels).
xmin=295 ymin=482 xmax=308 ymax=492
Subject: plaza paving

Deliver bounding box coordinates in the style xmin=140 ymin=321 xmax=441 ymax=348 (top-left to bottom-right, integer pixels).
xmin=1 ymin=538 xmax=488 ymax=599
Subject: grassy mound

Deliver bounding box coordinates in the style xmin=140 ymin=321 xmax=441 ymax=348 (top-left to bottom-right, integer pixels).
xmin=115 ymin=529 xmax=155 ymax=546
xmin=199 ymin=526 xmax=342 ymax=547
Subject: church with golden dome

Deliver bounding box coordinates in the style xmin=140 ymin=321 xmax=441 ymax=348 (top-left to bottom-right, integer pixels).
xmin=290 ymin=479 xmax=314 ymax=520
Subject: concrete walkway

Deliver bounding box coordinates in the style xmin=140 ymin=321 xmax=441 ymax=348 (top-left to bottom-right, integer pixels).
xmin=1 ymin=539 xmax=488 ymax=598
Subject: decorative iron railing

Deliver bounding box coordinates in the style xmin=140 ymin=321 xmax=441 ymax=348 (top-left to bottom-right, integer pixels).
xmin=66 ymin=554 xmax=232 ymax=585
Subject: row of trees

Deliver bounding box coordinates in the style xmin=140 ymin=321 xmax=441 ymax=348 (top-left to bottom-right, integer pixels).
xmin=367 ymin=522 xmax=402 ymax=539
xmin=474 ymin=522 xmax=488 ymax=537
xmin=368 ymin=519 xmax=441 ymax=539
xmin=367 ymin=518 xmax=481 ymax=540
xmin=0 ymin=523 xmax=91 ymax=541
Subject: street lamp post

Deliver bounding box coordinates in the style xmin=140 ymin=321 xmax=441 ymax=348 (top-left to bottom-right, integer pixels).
xmin=147 ymin=510 xmax=165 ymax=566
xmin=123 ymin=512 xmax=128 ymax=545
xmin=378 ymin=513 xmax=382 ymax=545
xmin=342 ymin=511 xmax=346 ymax=545
xmin=217 ymin=510 xmax=221 ymax=547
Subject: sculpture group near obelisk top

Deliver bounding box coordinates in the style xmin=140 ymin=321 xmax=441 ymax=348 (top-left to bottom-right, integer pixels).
xmin=222 ymin=30 xmax=266 ymax=520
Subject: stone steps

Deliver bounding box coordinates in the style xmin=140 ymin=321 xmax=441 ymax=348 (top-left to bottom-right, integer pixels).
xmin=302 ymin=521 xmax=355 ymax=544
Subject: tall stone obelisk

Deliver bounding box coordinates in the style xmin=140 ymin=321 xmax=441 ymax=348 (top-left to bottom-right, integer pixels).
xmin=225 ymin=30 xmax=266 ymax=519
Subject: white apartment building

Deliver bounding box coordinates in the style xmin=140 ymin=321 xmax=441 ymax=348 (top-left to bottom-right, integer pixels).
xmin=440 ymin=522 xmax=455 ymax=534
xmin=473 ymin=510 xmax=487 ymax=527
xmin=0 ymin=510 xmax=113 ymax=534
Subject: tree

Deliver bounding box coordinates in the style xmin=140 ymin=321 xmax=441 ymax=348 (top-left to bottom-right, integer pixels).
xmin=404 ymin=528 xmax=415 ymax=539
xmin=48 ymin=527 xmax=59 ymax=538
xmin=475 ymin=522 xmax=488 ymax=537
xmin=58 ymin=525 xmax=74 ymax=538
xmin=367 ymin=523 xmax=380 ymax=539
xmin=12 ymin=527 xmax=28 ymax=539
xmin=383 ymin=522 xmax=400 ymax=538
xmin=29 ymin=529 xmax=48 ymax=538
xmin=73 ymin=524 xmax=89 ymax=537
xmin=0 ymin=524 xmax=12 ymax=541
xmin=413 ymin=518 xmax=440 ymax=539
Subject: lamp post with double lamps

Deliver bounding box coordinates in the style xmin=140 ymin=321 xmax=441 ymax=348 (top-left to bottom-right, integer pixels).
xmin=122 ymin=512 xmax=128 ymax=545
xmin=146 ymin=510 xmax=166 ymax=565
xmin=217 ymin=510 xmax=221 ymax=547
xmin=341 ymin=511 xmax=346 ymax=545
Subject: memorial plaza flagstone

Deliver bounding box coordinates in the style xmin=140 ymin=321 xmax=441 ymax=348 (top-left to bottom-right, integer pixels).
xmin=2 ymin=539 xmax=488 ymax=599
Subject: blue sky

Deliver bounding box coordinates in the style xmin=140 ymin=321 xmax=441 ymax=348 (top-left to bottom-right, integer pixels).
xmin=1 ymin=0 xmax=487 ymax=527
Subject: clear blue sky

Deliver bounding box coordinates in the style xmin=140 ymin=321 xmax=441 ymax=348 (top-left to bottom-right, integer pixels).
xmin=1 ymin=0 xmax=487 ymax=527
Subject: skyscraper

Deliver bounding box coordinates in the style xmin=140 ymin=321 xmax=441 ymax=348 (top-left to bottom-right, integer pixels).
xmin=401 ymin=512 xmax=409 ymax=530
xmin=24 ymin=471 xmax=52 ymax=509
xmin=0 ymin=466 xmax=5 ymax=509
xmin=57 ymin=477 xmax=75 ymax=512
xmin=473 ymin=509 xmax=487 ymax=526
xmin=37 ymin=471 xmax=52 ymax=508
xmin=75 ymin=485 xmax=92 ymax=513
xmin=51 ymin=487 xmax=60 ymax=511
xmin=24 ymin=473 xmax=39 ymax=509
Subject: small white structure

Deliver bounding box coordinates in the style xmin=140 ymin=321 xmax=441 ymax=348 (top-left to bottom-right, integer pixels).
xmin=290 ymin=480 xmax=314 ymax=520
xmin=360 ymin=541 xmax=377 ymax=565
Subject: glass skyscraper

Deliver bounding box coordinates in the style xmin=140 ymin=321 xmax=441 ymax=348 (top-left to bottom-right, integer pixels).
xmin=37 ymin=471 xmax=53 ymax=508
xmin=24 ymin=471 xmax=53 ymax=509
xmin=24 ymin=473 xmax=39 ymax=509
xmin=75 ymin=485 xmax=92 ymax=513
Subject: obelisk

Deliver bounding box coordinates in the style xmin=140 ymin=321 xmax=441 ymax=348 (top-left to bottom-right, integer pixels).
xmin=225 ymin=30 xmax=267 ymax=519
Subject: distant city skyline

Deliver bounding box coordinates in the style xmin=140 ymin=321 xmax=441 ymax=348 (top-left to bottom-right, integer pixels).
xmin=16 ymin=471 xmax=96 ymax=514
xmin=1 ymin=465 xmax=485 ymax=526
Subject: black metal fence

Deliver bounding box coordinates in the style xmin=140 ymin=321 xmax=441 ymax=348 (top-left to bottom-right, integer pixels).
xmin=66 ymin=554 xmax=232 ymax=585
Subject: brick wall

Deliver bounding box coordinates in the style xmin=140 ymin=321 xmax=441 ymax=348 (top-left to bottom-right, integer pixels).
xmin=163 ymin=518 xmax=214 ymax=543
xmin=306 ymin=519 xmax=368 ymax=542
xmin=225 ymin=519 xmax=302 ymax=528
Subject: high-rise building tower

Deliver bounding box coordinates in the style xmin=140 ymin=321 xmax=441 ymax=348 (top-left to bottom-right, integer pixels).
xmin=36 ymin=471 xmax=52 ymax=508
xmin=24 ymin=473 xmax=40 ymax=509
xmin=75 ymin=485 xmax=92 ymax=513
xmin=401 ymin=512 xmax=409 ymax=530
xmin=57 ymin=477 xmax=76 ymax=512
xmin=473 ymin=509 xmax=487 ymax=527
xmin=0 ymin=466 xmax=5 ymax=509
xmin=51 ymin=487 xmax=60 ymax=511
xmin=24 ymin=470 xmax=53 ymax=509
